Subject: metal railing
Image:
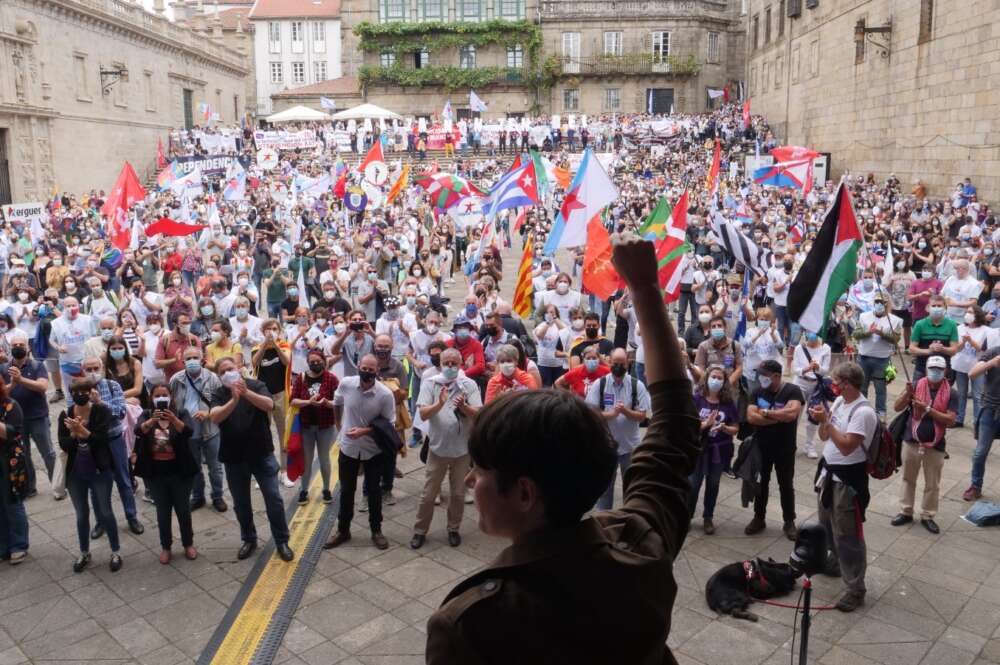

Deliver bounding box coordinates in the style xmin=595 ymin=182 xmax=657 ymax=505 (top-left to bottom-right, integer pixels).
xmin=557 ymin=55 xmax=696 ymax=76
xmin=540 ymin=0 xmax=729 ymax=17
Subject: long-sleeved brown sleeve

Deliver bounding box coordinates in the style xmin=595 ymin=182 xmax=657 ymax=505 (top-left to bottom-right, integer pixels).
xmin=622 ymin=378 xmax=701 ymax=559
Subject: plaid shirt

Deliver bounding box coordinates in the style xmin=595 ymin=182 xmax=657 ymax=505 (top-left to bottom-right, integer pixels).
xmin=96 ymin=378 xmax=127 ymax=437
xmin=291 ymin=371 xmax=339 ymax=429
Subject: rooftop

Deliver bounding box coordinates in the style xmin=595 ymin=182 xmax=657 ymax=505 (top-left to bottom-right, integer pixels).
xmin=248 ymin=0 xmax=340 ymax=19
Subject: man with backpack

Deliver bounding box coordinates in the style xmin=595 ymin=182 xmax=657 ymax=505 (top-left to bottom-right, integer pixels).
xmin=809 ymin=361 xmax=880 ymax=613
xmin=890 ymin=356 xmax=956 ymax=535
xmin=585 ymin=347 xmax=650 ymax=510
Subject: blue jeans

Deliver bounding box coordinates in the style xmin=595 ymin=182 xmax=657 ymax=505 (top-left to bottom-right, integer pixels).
xmin=538 ymin=365 xmax=565 ymax=387
xmin=225 ymin=454 xmax=290 ymax=545
xmin=858 ymin=355 xmax=890 ymax=416
xmin=68 ymin=472 xmax=120 ymax=553
xmin=105 ymin=434 xmax=137 ymax=520
xmin=189 ymin=433 xmax=224 ymax=502
xmin=972 ymin=407 xmax=1000 ymax=490
xmin=595 ymin=453 xmax=632 ymax=511
xmin=688 ymin=458 xmax=724 ymax=520
xmin=23 ymin=416 xmax=56 ymax=494
xmin=773 ymin=305 xmax=802 ymax=346
xmin=954 ymin=371 xmax=985 ymax=426
xmin=0 ymin=463 xmax=28 ymax=556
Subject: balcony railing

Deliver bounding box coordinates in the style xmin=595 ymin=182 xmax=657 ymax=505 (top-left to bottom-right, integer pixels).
xmin=540 ymin=0 xmax=729 ymax=18
xmin=558 ymin=54 xmax=700 ymax=76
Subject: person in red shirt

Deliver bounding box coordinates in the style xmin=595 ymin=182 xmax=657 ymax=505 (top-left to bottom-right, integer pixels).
xmin=161 ymin=247 xmax=184 ymax=286
xmin=554 ymin=346 xmax=610 ymax=398
xmin=447 ymin=317 xmax=485 ymax=381
xmin=485 ymin=345 xmax=538 ymax=403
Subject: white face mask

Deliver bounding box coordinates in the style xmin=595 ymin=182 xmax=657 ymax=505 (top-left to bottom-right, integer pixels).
xmin=556 ymin=282 xmax=570 ymax=295
xmin=964 ymin=312 xmax=976 ymax=325
xmin=571 ymin=318 xmax=584 ymax=331
xmin=499 ymin=362 xmax=516 ymax=377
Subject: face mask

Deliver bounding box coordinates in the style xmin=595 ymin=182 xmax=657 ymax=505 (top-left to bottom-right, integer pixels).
xmin=556 ymin=282 xmax=570 ymax=295
xmin=367 ymin=271 xmax=378 ymax=281
xmin=65 ymin=281 xmax=76 ymax=290
xmin=921 ymin=271 xmax=932 ymax=279
xmin=499 ymin=362 xmax=516 ymax=377
xmin=148 ymin=323 xmax=161 ymax=334
xmin=873 ymin=303 xmax=886 ymax=315
xmin=544 ymin=313 xmax=555 ymax=323
xmin=172 ymin=279 xmax=182 ymax=287
xmin=730 ymin=290 xmax=741 ymax=300
xmin=756 ymin=320 xmax=769 ymax=329
xmin=221 ymin=369 xmax=241 ymax=386
xmin=927 ymin=368 xmax=945 ymax=382
xmin=10 ymin=345 xmax=27 ymax=360
xmin=994 ymin=292 xmax=1000 ymax=301
xmin=572 ymin=318 xmax=584 ymax=331
xmin=334 ymin=322 xmax=347 ymax=335
xmin=805 ymin=332 xmax=819 ymax=343
xmin=918 ymin=241 xmax=927 ymax=249
xmin=210 ymin=331 xmax=222 ymax=343
xmin=698 ymin=313 xmax=712 ymax=325
xmin=17 ymin=292 xmax=28 ymax=302
xmin=53 ymin=258 xmax=63 ymax=266
xmin=710 ymin=328 xmax=725 ymax=340
xmin=965 ymin=312 xmax=976 ymax=325
xmin=238 ymin=277 xmax=249 ymax=286
xmin=358 ymin=369 xmax=377 ymax=384
xmin=288 ymin=288 xmax=298 ymax=297
xmin=308 ymin=361 xmax=325 ymax=374
xmin=759 ymin=375 xmax=773 ymax=389
xmin=611 ymin=363 xmax=627 ymax=378
xmin=465 ymin=304 xmax=478 ymax=318
xmin=929 ymin=306 xmax=944 ymax=320
xmin=896 ymin=261 xmax=905 ymax=270
xmin=86 ymin=371 xmax=102 ymax=383
xmin=584 ymin=358 xmax=600 ymax=372
xmin=441 ymin=366 xmax=459 ymax=381
xmin=862 ymin=278 xmax=874 ymax=290
xmin=316 ymin=318 xmax=327 ymax=328
xmin=585 ymin=327 xmax=599 ymax=339
xmin=707 ymin=377 xmax=724 ymax=393
xmin=97 ymin=328 xmax=114 ymax=342
xmin=153 ymin=396 xmax=171 ymax=410
xmin=413 ymin=269 xmax=422 ymax=277
xmin=185 ymin=358 xmax=201 ymax=374
xmin=66 ymin=307 xmax=79 ymax=319
xmin=374 ymin=349 xmax=390 ymax=360
xmin=72 ymin=392 xmax=91 ymax=406
xmin=87 ymin=261 xmax=98 ymax=269
xmin=109 ymin=348 xmax=125 ymax=360
xmin=406 ymin=296 xmax=416 ymax=308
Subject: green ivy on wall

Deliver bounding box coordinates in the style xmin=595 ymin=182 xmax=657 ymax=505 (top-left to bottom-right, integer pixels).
xmin=354 ymin=19 xmax=541 ymax=62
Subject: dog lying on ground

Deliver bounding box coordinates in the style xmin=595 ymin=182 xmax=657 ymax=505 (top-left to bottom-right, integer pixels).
xmin=705 ymin=558 xmax=801 ymax=621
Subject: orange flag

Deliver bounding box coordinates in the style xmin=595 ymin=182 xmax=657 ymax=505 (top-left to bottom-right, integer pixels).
xmin=386 ymin=164 xmax=410 ymax=204
xmin=582 ymin=214 xmax=623 ymax=300
xmin=511 ymin=233 xmax=534 ymax=318
xmin=554 ymin=165 xmax=572 ymax=190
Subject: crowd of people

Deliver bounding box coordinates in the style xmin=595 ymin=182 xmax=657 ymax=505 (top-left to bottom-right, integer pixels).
xmin=0 ymin=102 xmax=998 ymax=620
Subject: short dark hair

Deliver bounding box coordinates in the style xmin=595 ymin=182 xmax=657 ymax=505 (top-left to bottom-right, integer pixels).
xmin=469 ymin=389 xmax=617 ymax=528
xmin=583 ymin=312 xmax=600 ymax=324
xmin=758 ymin=359 xmax=783 ymax=376
xmin=427 ymin=340 xmax=448 ymax=355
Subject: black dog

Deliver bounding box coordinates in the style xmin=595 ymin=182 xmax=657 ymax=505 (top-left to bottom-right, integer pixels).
xmin=705 ymin=558 xmax=801 ymax=621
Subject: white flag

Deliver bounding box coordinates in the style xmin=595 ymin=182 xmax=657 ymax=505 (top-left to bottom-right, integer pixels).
xmin=469 ymin=90 xmax=488 ymax=113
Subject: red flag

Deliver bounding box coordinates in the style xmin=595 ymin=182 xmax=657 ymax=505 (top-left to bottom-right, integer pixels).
xmin=582 ymin=215 xmax=623 ymax=301
xmin=359 ymin=140 xmax=384 ymax=175
xmin=706 ymin=140 xmax=721 ymax=198
xmin=145 ymin=217 xmax=207 ymax=237
xmin=101 ymin=162 xmax=146 ymax=250
xmin=333 ymin=172 xmax=347 ymax=199
xmin=771 ymin=145 xmax=820 ymax=162
xmin=156 ymin=138 xmax=167 ymax=169
xmin=512 ymin=207 xmax=527 ymax=233
xmin=723 ymin=85 xmax=730 ymax=103
xmin=511 ymin=233 xmax=534 ymax=318
xmin=742 ymin=98 xmax=752 ymax=130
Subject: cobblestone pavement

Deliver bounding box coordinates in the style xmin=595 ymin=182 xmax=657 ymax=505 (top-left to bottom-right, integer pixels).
xmin=3 ymin=243 xmax=1000 ymax=665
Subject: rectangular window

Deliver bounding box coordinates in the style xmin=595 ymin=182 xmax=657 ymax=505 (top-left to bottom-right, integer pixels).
xmin=381 ymin=0 xmax=406 ymax=21
xmin=775 ymin=56 xmax=783 ymax=88
xmin=270 ymin=61 xmax=283 ymax=83
xmin=459 ymin=45 xmax=476 ymax=69
xmin=562 ymin=32 xmax=580 ymax=73
xmin=707 ymin=32 xmax=720 ymax=62
xmin=855 ymin=18 xmax=866 ymax=63
xmin=420 ymin=0 xmax=443 ymax=20
xmin=74 ymin=54 xmax=90 ymax=100
xmin=313 ymin=60 xmax=327 ymax=81
xmin=752 ymin=15 xmax=759 ymax=50
xmin=791 ymin=44 xmax=801 ymax=82
xmin=291 ymin=21 xmax=304 ymax=54
xmin=506 ymin=45 xmax=523 ymax=68
xmin=563 ymin=88 xmax=579 ymax=111
xmin=651 ymin=31 xmax=670 ymax=63
xmin=497 ymin=0 xmax=522 ymax=19
xmin=268 ymin=21 xmax=281 ymax=53
xmin=919 ymin=0 xmax=933 ymax=44
xmin=604 ymin=88 xmax=621 ymax=111
xmin=809 ymin=38 xmax=819 ymax=77
xmin=414 ymin=49 xmax=430 ymax=68
xmin=312 ymin=21 xmax=326 ymax=52
xmin=144 ymin=71 xmax=155 ymax=111
xmin=778 ymin=0 xmax=785 ymax=35
xmin=765 ymin=7 xmax=772 ymax=43
xmin=460 ymin=0 xmax=482 ymax=21
xmin=604 ymin=31 xmax=623 ymax=56
xmin=762 ymin=61 xmax=769 ymax=92
xmin=380 ymin=51 xmax=396 ymax=67
xmin=292 ymin=62 xmax=305 ymax=83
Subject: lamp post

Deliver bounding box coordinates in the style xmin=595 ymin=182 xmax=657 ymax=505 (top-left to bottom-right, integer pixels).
xmin=854 ymin=18 xmax=892 ymax=59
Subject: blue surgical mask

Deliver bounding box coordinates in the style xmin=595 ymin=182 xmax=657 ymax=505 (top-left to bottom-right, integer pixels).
xmin=929 ymin=306 xmax=944 ymax=319
xmin=707 ymin=377 xmax=724 ymax=393
xmin=584 ymin=358 xmax=599 ymax=372
xmin=710 ymin=328 xmax=725 ymax=340
xmin=441 ymin=366 xmax=459 ymax=381
xmin=927 ymin=368 xmax=945 ymax=382
xmin=873 ymin=303 xmax=886 ymax=315
xmin=759 ymin=375 xmax=773 ymax=389
xmin=288 ymin=288 xmax=298 ymax=297
xmin=804 ymin=332 xmax=819 ymax=343
xmin=455 ymin=329 xmax=470 ymax=342
xmin=862 ymin=278 xmax=874 ymax=290
xmin=100 ymin=329 xmax=114 ymax=341
xmin=185 ymin=358 xmax=202 ymax=375
xmin=465 ymin=304 xmax=478 ymax=317
xmin=109 ymin=349 xmax=125 ymax=361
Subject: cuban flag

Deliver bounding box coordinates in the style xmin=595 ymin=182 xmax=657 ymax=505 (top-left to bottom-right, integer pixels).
xmin=753 ymin=159 xmax=813 ymax=192
xmin=481 ymin=160 xmax=540 ymax=223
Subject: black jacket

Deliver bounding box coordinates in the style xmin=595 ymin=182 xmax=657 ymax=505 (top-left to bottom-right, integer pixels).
xmin=370 ymin=415 xmax=403 ymax=459
xmin=733 ymin=434 xmax=763 ymax=508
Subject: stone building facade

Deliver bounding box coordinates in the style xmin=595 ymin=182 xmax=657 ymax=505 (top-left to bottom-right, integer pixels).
xmin=336 ymin=0 xmax=745 ymax=119
xmin=0 ymin=0 xmax=248 ymax=204
xmin=745 ymin=0 xmax=1000 ymax=201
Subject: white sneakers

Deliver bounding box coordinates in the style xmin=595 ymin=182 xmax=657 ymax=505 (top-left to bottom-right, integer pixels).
xmin=279 ymin=472 xmax=295 ymax=488
xmin=803 ymin=442 xmax=819 ymax=459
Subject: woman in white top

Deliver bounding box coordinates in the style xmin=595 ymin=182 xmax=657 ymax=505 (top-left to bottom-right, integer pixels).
xmin=544 ymin=273 xmax=582 ymax=323
xmin=741 ymin=307 xmax=784 ymax=395
xmin=793 ymin=331 xmax=832 ymax=458
xmin=534 ymin=304 xmax=569 ymax=387
xmin=952 ymin=305 xmax=990 ymax=426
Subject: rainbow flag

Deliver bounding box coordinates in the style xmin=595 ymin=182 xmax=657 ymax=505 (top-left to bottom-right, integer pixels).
xmin=157 ymin=160 xmax=183 ymax=191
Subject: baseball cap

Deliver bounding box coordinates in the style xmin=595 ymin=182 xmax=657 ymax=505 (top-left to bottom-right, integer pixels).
xmin=926 ymin=356 xmax=947 ymax=370
xmin=452 ymin=315 xmax=474 ymax=330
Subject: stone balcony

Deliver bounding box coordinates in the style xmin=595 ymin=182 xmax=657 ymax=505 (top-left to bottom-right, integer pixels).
xmin=539 ymin=0 xmax=731 ymax=19
xmin=558 ymin=54 xmax=700 ymax=76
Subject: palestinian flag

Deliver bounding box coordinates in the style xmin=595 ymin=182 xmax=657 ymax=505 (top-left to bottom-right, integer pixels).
xmin=653 ymin=190 xmax=690 ymax=302
xmin=787 ymin=181 xmax=862 ymax=335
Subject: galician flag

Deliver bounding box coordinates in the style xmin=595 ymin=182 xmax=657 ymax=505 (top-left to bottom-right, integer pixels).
xmin=654 ymin=190 xmax=690 ymax=302
xmin=543 ymin=148 xmax=618 ymax=254
xmin=786 ymin=181 xmax=863 ymax=336
xmin=469 ymin=90 xmax=488 ymax=113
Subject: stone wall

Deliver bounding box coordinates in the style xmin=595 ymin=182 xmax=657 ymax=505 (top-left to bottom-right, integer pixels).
xmin=0 ymin=0 xmax=248 ymax=203
xmin=746 ymin=0 xmax=1000 ymax=201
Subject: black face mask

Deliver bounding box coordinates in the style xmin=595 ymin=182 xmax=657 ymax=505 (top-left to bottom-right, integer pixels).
xmin=430 ymin=354 xmax=441 ymax=368
xmin=72 ymin=392 xmax=90 ymax=406
xmin=10 ymin=346 xmax=27 ymax=360
xmin=611 ymin=363 xmax=628 ymax=378
xmin=358 ymin=370 xmax=377 ymax=384
xmin=585 ymin=327 xmax=599 ymax=339
xmin=308 ymin=362 xmax=325 ymax=374
xmin=374 ymin=349 xmax=390 ymax=360
xmin=484 ymin=325 xmax=497 ymax=336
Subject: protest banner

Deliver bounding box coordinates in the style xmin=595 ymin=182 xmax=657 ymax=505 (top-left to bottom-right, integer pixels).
xmin=2 ymin=202 xmax=46 ymax=225
xmin=253 ymin=129 xmax=320 ymax=151
xmin=175 ymin=154 xmax=252 ymax=178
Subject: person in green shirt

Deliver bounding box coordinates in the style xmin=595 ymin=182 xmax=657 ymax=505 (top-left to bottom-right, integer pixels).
xmin=262 ymin=262 xmax=291 ymax=319
xmin=909 ymin=294 xmax=960 ymax=383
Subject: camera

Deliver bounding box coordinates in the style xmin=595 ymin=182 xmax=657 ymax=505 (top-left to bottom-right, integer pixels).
xmin=788 ymin=522 xmax=827 ymax=578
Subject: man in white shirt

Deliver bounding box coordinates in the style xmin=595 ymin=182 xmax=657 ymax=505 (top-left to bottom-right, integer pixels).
xmin=852 ymin=295 xmax=902 ymax=417
xmin=49 ymin=297 xmax=92 ymax=395
xmin=692 ymin=257 xmax=718 ymax=307
xmin=942 ymin=260 xmax=982 ymax=322
xmin=810 ymin=361 xmax=878 ymax=613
